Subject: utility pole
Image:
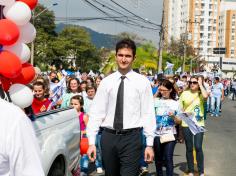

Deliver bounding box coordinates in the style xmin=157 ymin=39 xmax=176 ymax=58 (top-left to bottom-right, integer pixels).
xmin=158 ymin=1 xmax=165 ymax=73
xmin=182 ymin=21 xmax=188 ymax=73
xmin=182 ymin=19 xmax=200 ymax=73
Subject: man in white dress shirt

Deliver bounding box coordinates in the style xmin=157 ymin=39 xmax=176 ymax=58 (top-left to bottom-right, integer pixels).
xmin=0 ymin=99 xmax=45 ymax=176
xmin=87 ymin=39 xmax=156 ymax=176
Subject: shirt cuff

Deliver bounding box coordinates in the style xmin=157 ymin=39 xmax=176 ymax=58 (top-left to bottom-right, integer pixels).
xmin=146 ymin=136 xmax=154 ymax=147
xmin=88 ymin=136 xmax=96 ymax=146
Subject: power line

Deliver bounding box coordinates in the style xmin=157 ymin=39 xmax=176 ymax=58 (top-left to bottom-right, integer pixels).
xmin=90 ymin=0 xmax=160 ymax=29
xmin=80 ymin=0 xmax=160 ymax=31
xmin=91 ymin=0 xmax=143 ymax=26
xmin=110 ymin=0 xmax=160 ymax=28
xmin=56 ymin=16 xmax=160 ymax=31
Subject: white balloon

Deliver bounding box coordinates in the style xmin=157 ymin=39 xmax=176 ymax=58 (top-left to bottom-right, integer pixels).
xmin=0 ymin=0 xmax=14 ymax=6
xmin=4 ymin=42 xmax=31 ymax=64
xmin=19 ymin=23 xmax=36 ymax=44
xmin=3 ymin=2 xmax=31 ymax=26
xmin=9 ymin=84 xmax=33 ymax=109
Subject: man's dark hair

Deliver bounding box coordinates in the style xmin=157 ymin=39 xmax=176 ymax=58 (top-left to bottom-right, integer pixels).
xmin=116 ymin=38 xmax=136 ymax=56
xmin=215 ymin=77 xmax=220 ymax=81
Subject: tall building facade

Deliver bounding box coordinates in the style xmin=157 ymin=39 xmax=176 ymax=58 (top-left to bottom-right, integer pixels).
xmin=218 ymin=1 xmax=236 ymax=58
xmin=164 ymin=0 xmax=221 ymax=58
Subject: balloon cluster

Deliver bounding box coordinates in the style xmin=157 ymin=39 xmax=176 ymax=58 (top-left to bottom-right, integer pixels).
xmin=0 ymin=0 xmax=38 ymax=108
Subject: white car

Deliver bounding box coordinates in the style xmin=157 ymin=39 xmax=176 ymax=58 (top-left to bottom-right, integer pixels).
xmin=33 ymin=107 xmax=81 ymax=176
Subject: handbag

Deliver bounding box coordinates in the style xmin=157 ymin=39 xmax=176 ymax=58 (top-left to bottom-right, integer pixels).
xmin=160 ymin=133 xmax=175 ymax=143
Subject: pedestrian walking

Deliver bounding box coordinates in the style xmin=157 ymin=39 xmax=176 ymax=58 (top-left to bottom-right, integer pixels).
xmin=179 ymin=75 xmax=208 ymax=176
xmin=153 ymin=79 xmax=181 ymax=176
xmin=210 ymin=77 xmax=224 ymax=117
xmin=70 ymin=95 xmax=89 ymax=175
xmin=86 ymin=39 xmax=156 ymax=176
xmin=231 ymin=79 xmax=236 ymax=100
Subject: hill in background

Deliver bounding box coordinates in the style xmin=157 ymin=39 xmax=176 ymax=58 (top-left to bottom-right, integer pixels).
xmin=56 ymin=23 xmax=119 ymax=49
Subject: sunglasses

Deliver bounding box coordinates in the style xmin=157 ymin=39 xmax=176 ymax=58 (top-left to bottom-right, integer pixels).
xmin=189 ymin=81 xmax=198 ymax=85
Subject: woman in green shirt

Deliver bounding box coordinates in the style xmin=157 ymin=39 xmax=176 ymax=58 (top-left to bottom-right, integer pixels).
xmin=61 ymin=78 xmax=81 ymax=108
xmin=179 ymin=76 xmax=208 ymax=176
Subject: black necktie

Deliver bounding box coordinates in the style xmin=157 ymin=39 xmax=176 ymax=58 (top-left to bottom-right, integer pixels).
xmin=113 ymin=76 xmax=126 ymax=130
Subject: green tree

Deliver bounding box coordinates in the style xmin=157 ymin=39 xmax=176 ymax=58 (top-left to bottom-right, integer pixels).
xmin=32 ymin=3 xmax=57 ymax=69
xmin=33 ymin=4 xmax=56 ymax=36
xmin=134 ymin=42 xmax=158 ymax=71
xmin=58 ymin=26 xmax=102 ymax=71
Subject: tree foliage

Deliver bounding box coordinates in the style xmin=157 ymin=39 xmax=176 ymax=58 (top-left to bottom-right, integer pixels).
xmin=33 ymin=4 xmax=102 ymax=71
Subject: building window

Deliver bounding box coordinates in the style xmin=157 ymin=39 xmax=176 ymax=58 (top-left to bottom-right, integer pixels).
xmin=232 ymin=21 xmax=235 ymax=26
xmin=231 ymin=50 xmax=234 ymax=54
xmin=200 ymin=26 xmax=204 ymax=31
xmin=233 ymin=14 xmax=236 ymax=19
xmin=232 ymin=29 xmax=235 ymax=33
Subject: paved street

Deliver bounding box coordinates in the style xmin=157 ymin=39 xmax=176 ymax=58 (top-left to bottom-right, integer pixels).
xmin=90 ymin=98 xmax=236 ymax=176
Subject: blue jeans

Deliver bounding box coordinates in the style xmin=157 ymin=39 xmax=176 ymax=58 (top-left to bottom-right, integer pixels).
xmin=153 ymin=136 xmax=176 ymax=176
xmin=207 ymin=97 xmax=211 ymax=112
xmin=95 ymin=133 xmax=103 ymax=168
xmin=182 ymin=127 xmax=204 ymax=174
xmin=80 ymin=154 xmax=89 ymax=173
xmin=232 ymin=88 xmax=236 ymax=100
xmin=211 ymin=96 xmax=221 ymax=116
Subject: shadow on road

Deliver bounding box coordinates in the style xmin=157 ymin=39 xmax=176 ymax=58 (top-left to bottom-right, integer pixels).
xmin=174 ymin=162 xmax=187 ymax=173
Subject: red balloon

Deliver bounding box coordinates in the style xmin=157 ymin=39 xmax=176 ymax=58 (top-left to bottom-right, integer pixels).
xmin=0 ymin=19 xmax=20 ymax=46
xmin=12 ymin=63 xmax=36 ymax=84
xmin=0 ymin=51 xmax=22 ymax=78
xmin=16 ymin=0 xmax=38 ymax=10
xmin=80 ymin=137 xmax=89 ymax=155
xmin=0 ymin=77 xmax=12 ymax=91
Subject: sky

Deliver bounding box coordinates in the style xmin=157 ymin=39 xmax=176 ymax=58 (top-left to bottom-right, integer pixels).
xmin=39 ymin=0 xmax=163 ymax=45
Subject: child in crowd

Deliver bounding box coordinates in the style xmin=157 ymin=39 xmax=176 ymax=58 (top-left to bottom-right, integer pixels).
xmin=70 ymin=95 xmax=89 ymax=175
xmin=32 ymin=81 xmax=52 ymax=115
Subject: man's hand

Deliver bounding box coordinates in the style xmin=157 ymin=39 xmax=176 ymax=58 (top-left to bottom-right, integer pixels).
xmin=144 ymin=146 xmax=154 ymax=163
xmin=87 ymin=145 xmax=96 ymax=162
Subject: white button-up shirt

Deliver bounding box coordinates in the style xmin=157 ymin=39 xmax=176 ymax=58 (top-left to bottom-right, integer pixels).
xmin=0 ymin=99 xmax=45 ymax=176
xmin=87 ymin=70 xmax=156 ymax=146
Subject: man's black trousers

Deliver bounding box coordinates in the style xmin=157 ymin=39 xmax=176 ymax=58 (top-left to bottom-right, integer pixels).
xmin=100 ymin=129 xmax=143 ymax=176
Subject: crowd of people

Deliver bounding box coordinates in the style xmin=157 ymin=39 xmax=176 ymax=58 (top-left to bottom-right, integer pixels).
xmin=1 ymin=38 xmax=236 ymax=176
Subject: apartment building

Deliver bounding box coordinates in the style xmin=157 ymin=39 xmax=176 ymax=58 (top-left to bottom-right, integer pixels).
xmin=218 ymin=1 xmax=236 ymax=58
xmin=164 ymin=0 xmax=221 ymax=58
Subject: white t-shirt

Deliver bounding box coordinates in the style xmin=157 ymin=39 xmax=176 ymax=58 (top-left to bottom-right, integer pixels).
xmin=212 ymin=82 xmax=224 ymax=97
xmin=232 ymin=81 xmax=236 ymax=89
xmin=154 ymin=98 xmax=180 ymax=136
xmin=0 ymin=99 xmax=45 ymax=176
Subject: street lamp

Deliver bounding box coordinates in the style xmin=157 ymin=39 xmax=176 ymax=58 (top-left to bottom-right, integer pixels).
xmin=30 ymin=3 xmax=58 ymax=66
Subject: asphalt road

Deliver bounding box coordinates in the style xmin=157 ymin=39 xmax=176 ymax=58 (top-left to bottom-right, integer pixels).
xmin=90 ymin=98 xmax=236 ymax=176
